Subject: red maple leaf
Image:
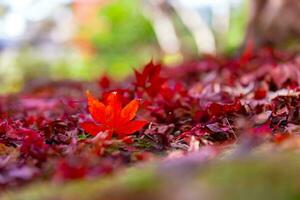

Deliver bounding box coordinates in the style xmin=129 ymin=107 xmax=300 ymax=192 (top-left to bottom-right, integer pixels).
xmin=134 ymin=61 xmax=167 ymax=97
xmin=80 ymin=91 xmax=148 ymax=139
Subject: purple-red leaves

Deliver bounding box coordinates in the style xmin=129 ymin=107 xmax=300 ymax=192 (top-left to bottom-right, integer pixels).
xmin=55 ymin=159 xmax=87 ymax=181
xmin=81 ymin=91 xmax=148 ymax=138
xmin=1 ymin=47 xmax=300 ymax=188
xmin=19 ymin=129 xmax=49 ymax=162
xmin=207 ymin=99 xmax=242 ymax=117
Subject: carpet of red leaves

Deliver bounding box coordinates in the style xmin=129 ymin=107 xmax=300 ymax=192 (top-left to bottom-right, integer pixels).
xmin=0 ymin=47 xmax=299 ymax=189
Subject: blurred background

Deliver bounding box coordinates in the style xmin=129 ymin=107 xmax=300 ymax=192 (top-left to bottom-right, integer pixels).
xmin=0 ymin=0 xmax=256 ymax=93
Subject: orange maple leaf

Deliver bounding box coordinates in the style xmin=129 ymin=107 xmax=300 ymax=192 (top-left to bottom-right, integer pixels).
xmin=80 ymin=91 xmax=148 ymax=139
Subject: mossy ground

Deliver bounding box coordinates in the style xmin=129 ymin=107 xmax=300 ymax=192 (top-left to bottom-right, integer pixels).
xmin=3 ymin=152 xmax=300 ymax=200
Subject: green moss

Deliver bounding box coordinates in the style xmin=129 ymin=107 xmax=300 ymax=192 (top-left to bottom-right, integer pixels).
xmin=2 ymin=167 xmax=159 ymax=200
xmin=199 ymin=154 xmax=300 ymax=200
xmin=4 ymin=154 xmax=300 ymax=200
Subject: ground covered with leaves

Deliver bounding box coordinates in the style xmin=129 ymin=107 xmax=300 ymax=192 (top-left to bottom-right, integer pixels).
xmin=2 ymin=47 xmax=300 ymax=199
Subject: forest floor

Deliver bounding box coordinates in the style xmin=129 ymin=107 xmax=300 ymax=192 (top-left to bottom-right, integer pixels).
xmin=1 ymin=47 xmax=300 ymax=200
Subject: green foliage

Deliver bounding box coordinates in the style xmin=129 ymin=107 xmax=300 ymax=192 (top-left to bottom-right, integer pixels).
xmin=0 ymin=0 xmax=249 ymax=93
xmin=223 ymin=0 xmax=248 ymax=54
xmin=91 ymin=0 xmax=158 ymax=78
xmin=95 ymin=0 xmax=155 ymax=48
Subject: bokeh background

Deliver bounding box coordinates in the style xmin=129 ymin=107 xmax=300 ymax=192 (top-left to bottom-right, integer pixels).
xmin=0 ymin=0 xmax=247 ymax=94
